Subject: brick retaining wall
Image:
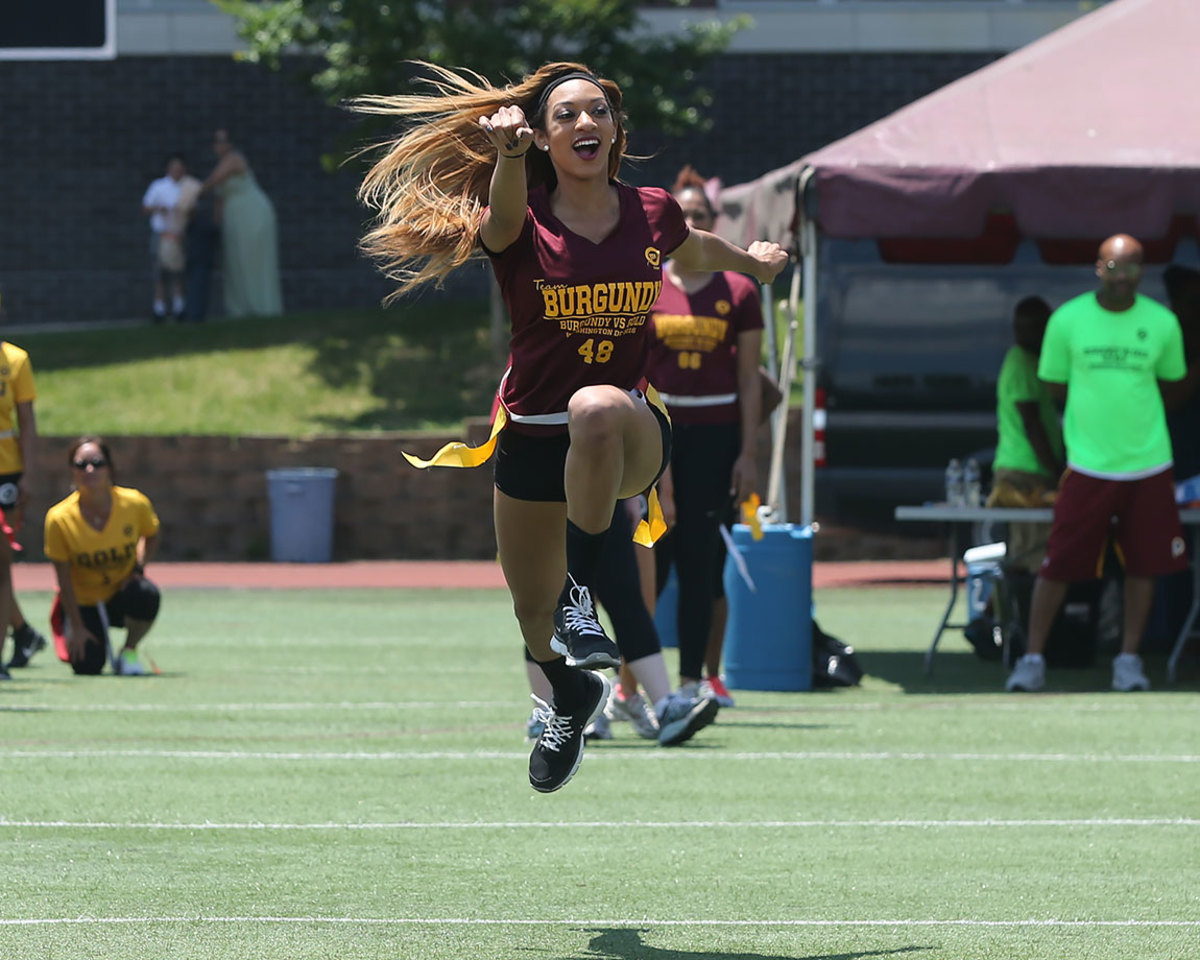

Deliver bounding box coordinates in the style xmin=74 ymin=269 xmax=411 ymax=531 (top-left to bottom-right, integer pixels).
xmin=23 ymin=409 xmax=946 ymax=562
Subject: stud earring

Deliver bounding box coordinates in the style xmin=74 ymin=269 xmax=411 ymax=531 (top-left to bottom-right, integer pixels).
xmin=540 ymin=143 xmax=549 ymax=151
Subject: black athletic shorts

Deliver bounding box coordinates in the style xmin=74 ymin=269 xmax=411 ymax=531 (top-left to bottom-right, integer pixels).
xmin=68 ymin=576 xmax=162 ymax=676
xmin=494 ymin=401 xmax=672 ymax=503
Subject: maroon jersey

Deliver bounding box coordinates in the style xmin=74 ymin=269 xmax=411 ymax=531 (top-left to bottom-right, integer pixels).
xmin=646 ymin=271 xmax=763 ymax=424
xmin=486 ymin=183 xmax=689 ymax=434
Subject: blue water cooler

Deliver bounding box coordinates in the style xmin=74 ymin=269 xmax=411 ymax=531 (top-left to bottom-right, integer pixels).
xmin=722 ymin=523 xmax=813 ymax=691
xmin=652 ymin=567 xmax=679 ymax=648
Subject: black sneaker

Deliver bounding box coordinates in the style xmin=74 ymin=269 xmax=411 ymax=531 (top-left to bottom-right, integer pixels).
xmin=8 ymin=623 xmax=47 ymax=669
xmin=549 ymin=576 xmax=620 ymax=669
xmin=528 ymin=671 xmax=611 ymax=794
xmin=0 ymin=662 xmax=10 ymax=681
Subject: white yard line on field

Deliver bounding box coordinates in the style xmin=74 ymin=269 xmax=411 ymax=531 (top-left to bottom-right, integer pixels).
xmin=1 ymin=817 xmax=1197 ymax=831
xmin=1 ymin=916 xmax=1197 ymax=928
xmin=0 ymin=748 xmax=1196 ymax=763
xmin=0 ymin=701 xmax=514 ymax=712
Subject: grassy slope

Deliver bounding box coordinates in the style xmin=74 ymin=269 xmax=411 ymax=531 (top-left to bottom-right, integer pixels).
xmin=1 ymin=584 xmax=1197 ymax=960
xmin=15 ymin=299 xmax=497 ymax=436
xmin=14 ymin=294 xmax=805 ymax=439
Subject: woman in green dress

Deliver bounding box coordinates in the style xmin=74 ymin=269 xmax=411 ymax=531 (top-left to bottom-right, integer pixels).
xmin=201 ymin=129 xmax=283 ymax=317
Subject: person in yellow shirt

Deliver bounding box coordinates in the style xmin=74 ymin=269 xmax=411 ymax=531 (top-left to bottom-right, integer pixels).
xmin=0 ymin=338 xmax=49 ymax=672
xmin=44 ymin=438 xmax=162 ymax=676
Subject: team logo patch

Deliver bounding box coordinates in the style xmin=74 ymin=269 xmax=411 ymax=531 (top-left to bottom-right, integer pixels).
xmin=0 ymin=367 xmax=8 ymax=377
xmin=124 ymin=525 xmax=135 ymax=537
xmin=644 ymin=246 xmax=661 ymax=268
xmin=0 ymin=482 xmax=17 ymax=508
xmin=715 ymin=299 xmax=731 ymax=315
xmin=1171 ymin=536 xmax=1185 ymax=558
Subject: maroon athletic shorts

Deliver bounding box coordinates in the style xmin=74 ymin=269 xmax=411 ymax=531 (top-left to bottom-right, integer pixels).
xmin=1041 ymin=467 xmax=1188 ymax=581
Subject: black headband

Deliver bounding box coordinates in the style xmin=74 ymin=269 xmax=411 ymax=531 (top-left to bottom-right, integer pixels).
xmin=533 ymin=71 xmax=607 ymax=120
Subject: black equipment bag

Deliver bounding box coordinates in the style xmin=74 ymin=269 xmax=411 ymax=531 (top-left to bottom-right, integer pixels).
xmin=989 ymin=566 xmax=1104 ymax=669
xmin=812 ymin=619 xmax=865 ymax=687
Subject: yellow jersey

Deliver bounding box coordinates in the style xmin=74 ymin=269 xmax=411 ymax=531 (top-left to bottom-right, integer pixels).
xmin=44 ymin=486 xmax=160 ymax=605
xmin=0 ymin=341 xmax=36 ymax=474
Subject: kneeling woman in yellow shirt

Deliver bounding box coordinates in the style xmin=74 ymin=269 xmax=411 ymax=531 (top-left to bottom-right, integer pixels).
xmin=44 ymin=437 xmax=161 ymax=676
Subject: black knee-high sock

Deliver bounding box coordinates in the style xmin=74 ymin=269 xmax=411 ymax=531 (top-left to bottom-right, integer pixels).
xmin=536 ymin=655 xmax=590 ymax=708
xmin=561 ymin=520 xmax=609 ymax=603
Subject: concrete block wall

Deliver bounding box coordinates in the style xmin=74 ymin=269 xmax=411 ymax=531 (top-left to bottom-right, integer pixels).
xmin=22 ymin=429 xmax=499 ymax=562
xmin=0 ymin=51 xmax=999 ymax=325
xmin=20 ymin=415 xmax=798 ymax=561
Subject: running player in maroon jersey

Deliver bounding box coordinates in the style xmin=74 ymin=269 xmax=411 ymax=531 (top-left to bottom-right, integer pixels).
xmin=647 ymin=166 xmax=766 ymax=708
xmin=355 ymin=62 xmax=787 ymax=793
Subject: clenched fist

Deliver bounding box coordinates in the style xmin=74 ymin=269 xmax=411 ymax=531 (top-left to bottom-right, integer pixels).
xmin=479 ymin=105 xmax=535 ymax=159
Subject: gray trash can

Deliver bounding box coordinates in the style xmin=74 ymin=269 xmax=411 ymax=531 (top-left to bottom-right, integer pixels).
xmin=266 ymin=468 xmax=338 ymax=562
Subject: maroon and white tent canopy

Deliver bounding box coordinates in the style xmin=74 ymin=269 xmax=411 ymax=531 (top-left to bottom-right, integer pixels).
xmin=716 ymin=0 xmax=1200 ymax=524
xmin=720 ymin=0 xmax=1200 ymax=250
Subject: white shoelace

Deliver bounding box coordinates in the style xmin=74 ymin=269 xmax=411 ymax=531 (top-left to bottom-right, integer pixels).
xmin=529 ymin=696 xmax=573 ymax=753
xmin=561 ymin=579 xmax=604 ymax=636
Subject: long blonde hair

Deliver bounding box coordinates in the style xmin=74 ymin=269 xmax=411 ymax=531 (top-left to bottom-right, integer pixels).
xmin=354 ymin=61 xmax=628 ymax=296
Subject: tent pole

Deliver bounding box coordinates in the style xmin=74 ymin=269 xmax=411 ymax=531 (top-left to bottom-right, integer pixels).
xmin=767 ymin=264 xmax=801 ymax=521
xmin=761 ymin=283 xmax=778 ymax=386
xmin=800 ymin=218 xmax=818 ymax=528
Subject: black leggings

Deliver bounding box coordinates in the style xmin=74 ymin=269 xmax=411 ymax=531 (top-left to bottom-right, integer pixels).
xmin=523 ymin=499 xmax=662 ymax=665
xmin=655 ymin=421 xmax=741 ymax=680
xmin=70 ymin=576 xmax=161 ymax=676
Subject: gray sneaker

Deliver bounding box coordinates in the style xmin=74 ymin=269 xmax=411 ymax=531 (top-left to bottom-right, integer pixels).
xmin=1005 ymin=653 xmax=1046 ymax=692
xmin=605 ymin=688 xmax=659 ymax=740
xmin=1112 ymin=653 xmax=1150 ymax=692
xmin=657 ymin=692 xmax=719 ymax=747
xmin=584 ymin=710 xmax=612 ymax=741
xmin=115 ymin=649 xmax=149 ymax=676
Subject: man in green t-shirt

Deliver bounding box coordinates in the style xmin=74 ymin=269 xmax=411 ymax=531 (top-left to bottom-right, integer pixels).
xmin=1007 ymin=234 xmax=1189 ymax=694
xmin=989 ymin=296 xmax=1064 ymax=571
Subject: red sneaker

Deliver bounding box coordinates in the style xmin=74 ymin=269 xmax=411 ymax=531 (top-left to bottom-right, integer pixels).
xmin=701 ymin=675 xmax=736 ymax=708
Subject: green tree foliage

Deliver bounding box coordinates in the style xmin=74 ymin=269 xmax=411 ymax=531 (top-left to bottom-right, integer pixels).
xmin=216 ymin=0 xmax=745 ymax=135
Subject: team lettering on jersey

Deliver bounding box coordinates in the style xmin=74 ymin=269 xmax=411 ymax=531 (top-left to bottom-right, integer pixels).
xmin=653 ymin=313 xmax=731 ymax=353
xmin=537 ymin=279 xmax=662 ymax=339
xmin=75 ymin=540 xmax=138 ymax=571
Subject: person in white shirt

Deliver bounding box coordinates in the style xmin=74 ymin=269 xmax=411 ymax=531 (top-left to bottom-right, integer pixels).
xmin=141 ymin=155 xmax=198 ymax=322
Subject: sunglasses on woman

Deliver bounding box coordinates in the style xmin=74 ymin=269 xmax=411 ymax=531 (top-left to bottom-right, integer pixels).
xmin=72 ymin=457 xmax=108 ymax=470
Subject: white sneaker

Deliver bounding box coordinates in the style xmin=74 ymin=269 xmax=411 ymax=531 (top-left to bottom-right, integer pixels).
xmin=1005 ymin=653 xmax=1045 ymax=692
xmin=1112 ymin=653 xmax=1150 ymax=692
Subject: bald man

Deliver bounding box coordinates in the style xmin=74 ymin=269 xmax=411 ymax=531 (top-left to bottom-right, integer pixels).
xmin=1006 ymin=234 xmax=1189 ymax=693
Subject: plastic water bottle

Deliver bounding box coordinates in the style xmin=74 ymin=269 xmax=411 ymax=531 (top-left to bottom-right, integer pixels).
xmin=945 ymin=458 xmax=964 ymax=507
xmin=964 ymin=458 xmax=981 ymax=508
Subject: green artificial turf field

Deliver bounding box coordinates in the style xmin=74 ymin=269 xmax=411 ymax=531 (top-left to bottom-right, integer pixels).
xmin=1 ymin=585 xmax=1197 ymax=960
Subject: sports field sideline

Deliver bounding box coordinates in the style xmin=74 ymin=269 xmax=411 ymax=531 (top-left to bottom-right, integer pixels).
xmin=2 ymin=573 xmax=1197 ymax=960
